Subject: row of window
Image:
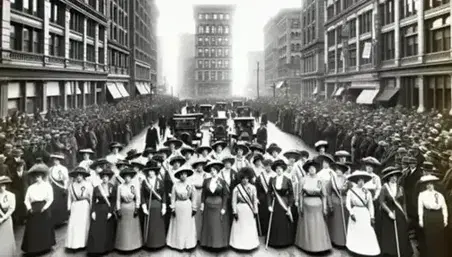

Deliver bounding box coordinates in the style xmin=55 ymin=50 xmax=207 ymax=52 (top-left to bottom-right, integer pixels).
xmin=197 ymin=48 xmax=231 ymax=58
xmin=196 ymin=59 xmax=230 ymax=69
xmin=197 ymin=25 xmax=230 ymax=35
xmin=196 ymin=71 xmax=231 ymax=81
xmin=108 ymin=48 xmax=129 ymax=68
xmin=327 ymin=11 xmax=373 ymax=47
xmin=197 ymin=36 xmax=231 ymax=46
xmin=10 ymin=23 xmax=42 ymax=54
xmin=136 ymin=65 xmax=150 ymax=80
xmin=11 ymin=0 xmax=42 ymax=18
xmin=197 ymin=13 xmax=231 ymax=20
xmin=302 ymin=54 xmax=317 ymax=73
xmin=327 ymin=40 xmax=373 ymax=71
xmin=303 ymin=25 xmax=316 ymax=45
xmin=110 ymin=25 xmax=128 ymax=46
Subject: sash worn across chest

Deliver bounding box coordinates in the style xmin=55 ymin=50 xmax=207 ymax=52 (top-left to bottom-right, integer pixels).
xmin=384 ymin=183 xmax=407 ymax=219
xmin=271 ymin=180 xmax=294 ymax=223
xmin=350 ymin=189 xmax=369 ymax=210
xmin=237 ymin=184 xmax=255 ymax=213
xmin=259 ymin=173 xmax=269 ymax=193
xmin=144 ymin=179 xmax=162 ymax=201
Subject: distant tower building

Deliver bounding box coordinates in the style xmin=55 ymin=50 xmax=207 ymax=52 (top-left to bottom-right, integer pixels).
xmin=193 ymin=5 xmax=236 ymax=98
xmin=177 ymin=34 xmax=195 ymax=97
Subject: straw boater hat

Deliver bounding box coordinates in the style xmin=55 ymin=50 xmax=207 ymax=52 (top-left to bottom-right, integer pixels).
xmin=316 ymin=154 xmax=335 ymax=165
xmin=335 ymin=150 xmax=351 ymax=158
xmin=69 ymin=166 xmax=90 ymax=178
xmin=180 ymin=146 xmax=195 ymax=156
xmin=163 ymin=138 xmax=183 ymax=148
xmin=98 ymin=168 xmax=114 ymax=178
xmin=283 ymin=150 xmax=301 ymax=161
xmin=421 ymin=161 xmax=435 ymax=172
xmin=0 ymin=176 xmax=12 ymax=185
xmin=347 ymin=170 xmax=373 ymax=184
xmin=196 ymin=144 xmax=213 ymax=154
xmin=238 ymin=167 xmax=255 ymax=181
xmin=205 ymin=160 xmax=224 ymax=172
xmin=252 ymin=153 xmax=264 ymax=164
xmin=192 ymin=158 xmax=208 ymax=169
xmin=271 ymin=159 xmax=287 ymax=171
xmin=119 ymin=167 xmax=136 ymax=178
xmin=211 ymin=140 xmax=227 ymax=149
xmin=174 ymin=165 xmax=194 ymax=179
xmin=50 ymin=152 xmax=65 ymax=160
xmin=142 ymin=147 xmax=157 ymax=157
xmin=79 ymin=148 xmax=95 ymax=155
xmin=143 ymin=160 xmax=160 ymax=174
xmin=157 ymin=147 xmax=171 ymax=156
xmin=303 ymin=159 xmax=320 ymax=172
xmin=234 ymin=142 xmax=250 ymax=155
xmin=169 ymin=155 xmax=186 ymax=166
xmin=382 ymin=168 xmax=403 ymax=182
xmin=222 ymin=155 xmax=235 ymax=165
xmin=266 ymin=143 xmax=282 ymax=154
xmin=28 ymin=163 xmax=50 ymax=176
xmin=250 ymin=143 xmax=264 ymax=153
xmin=89 ymin=158 xmax=110 ymax=170
xmin=361 ymin=157 xmax=382 ymax=167
xmin=418 ymin=174 xmax=440 ymax=184
xmin=314 ymin=140 xmax=328 ymax=151
xmin=109 ymin=142 xmax=123 ymax=150
xmin=125 ymin=149 xmax=142 ymax=161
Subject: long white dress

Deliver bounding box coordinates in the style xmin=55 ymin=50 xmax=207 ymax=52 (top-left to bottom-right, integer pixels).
xmin=345 ymin=187 xmax=380 ymax=256
xmin=66 ymin=180 xmax=92 ymax=249
xmin=229 ymin=184 xmax=260 ymax=250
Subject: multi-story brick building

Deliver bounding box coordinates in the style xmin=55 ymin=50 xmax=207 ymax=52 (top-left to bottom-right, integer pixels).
xmin=323 ymin=0 xmax=452 ymax=113
xmin=193 ymin=4 xmax=235 ymax=97
xmin=263 ymin=9 xmax=302 ymax=96
xmin=300 ymin=0 xmax=325 ymax=99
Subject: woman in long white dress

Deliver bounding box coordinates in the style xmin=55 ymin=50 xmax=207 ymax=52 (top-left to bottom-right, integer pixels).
xmin=0 ymin=176 xmax=16 ymax=256
xmin=189 ymin=158 xmax=209 ymax=241
xmin=166 ymin=165 xmax=197 ymax=250
xmin=230 ymin=167 xmax=260 ymax=250
xmin=66 ymin=166 xmax=92 ymax=250
xmin=345 ymin=170 xmax=380 ymax=256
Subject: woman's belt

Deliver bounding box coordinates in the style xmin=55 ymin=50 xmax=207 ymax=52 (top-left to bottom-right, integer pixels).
xmin=176 ymin=197 xmax=190 ymax=201
xmin=424 ymin=208 xmax=441 ymax=212
xmin=194 ymin=186 xmax=203 ymax=190
xmin=303 ymin=192 xmax=322 ymax=197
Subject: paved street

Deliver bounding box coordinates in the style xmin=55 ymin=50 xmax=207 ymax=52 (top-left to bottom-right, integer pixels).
xmin=12 ymin=122 xmax=349 ymax=257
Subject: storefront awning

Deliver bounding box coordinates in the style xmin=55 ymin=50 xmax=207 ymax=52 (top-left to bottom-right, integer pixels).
xmin=144 ymin=83 xmax=152 ymax=94
xmin=135 ymin=83 xmax=148 ymax=95
xmin=334 ymin=87 xmax=345 ymax=97
xmin=313 ymin=86 xmax=318 ymax=95
xmin=356 ymin=89 xmax=379 ymax=104
xmin=46 ymin=82 xmax=60 ymax=96
xmin=376 ymin=87 xmax=399 ymax=102
xmin=106 ymin=83 xmax=122 ymax=99
xmin=275 ymin=81 xmax=285 ymax=89
xmin=350 ymin=81 xmax=379 ymax=89
xmin=116 ymin=83 xmax=130 ymax=97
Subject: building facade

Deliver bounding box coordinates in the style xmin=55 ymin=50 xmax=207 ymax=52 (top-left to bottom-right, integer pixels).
xmin=263 ymin=9 xmax=302 ymax=96
xmin=300 ymin=0 xmax=325 ymax=99
xmin=323 ymin=0 xmax=452 ymax=113
xmin=246 ymin=51 xmax=266 ymax=98
xmin=177 ymin=33 xmax=195 ymax=98
xmin=0 ymin=0 xmax=158 ymax=118
xmin=193 ymin=5 xmax=235 ymax=97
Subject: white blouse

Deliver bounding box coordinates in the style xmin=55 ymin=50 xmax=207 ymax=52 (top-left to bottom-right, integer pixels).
xmin=364 ymin=173 xmax=382 ymax=200
xmin=418 ymin=190 xmax=448 ymax=222
xmin=49 ymin=164 xmax=69 ymax=183
xmin=24 ymin=182 xmax=54 ymax=210
xmin=0 ymin=191 xmax=16 ymax=216
xmin=275 ymin=175 xmax=284 ymax=190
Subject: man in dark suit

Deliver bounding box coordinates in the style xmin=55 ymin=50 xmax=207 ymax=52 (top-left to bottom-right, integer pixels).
xmin=400 ymin=156 xmax=422 ymax=240
xmin=0 ymin=155 xmax=9 ymax=176
xmin=256 ymin=122 xmax=268 ymax=150
xmin=145 ymin=122 xmax=160 ymax=149
xmin=158 ymin=115 xmax=167 ymax=139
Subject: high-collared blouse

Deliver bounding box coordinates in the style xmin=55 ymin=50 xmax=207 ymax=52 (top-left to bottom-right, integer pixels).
xmin=24 ymin=181 xmax=54 ymax=209
xmin=0 ymin=191 xmax=16 ymax=215
xmin=418 ymin=189 xmax=448 ymax=222
xmin=69 ymin=180 xmax=92 ymax=204
xmin=189 ymin=171 xmax=210 ymax=190
xmin=232 ymin=183 xmax=258 ymax=214
xmin=117 ymin=182 xmax=140 ymax=207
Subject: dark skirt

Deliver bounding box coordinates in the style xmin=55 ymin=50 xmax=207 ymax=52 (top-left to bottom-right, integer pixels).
xmin=267 ymin=198 xmax=295 ymax=247
xmin=327 ymin=194 xmax=348 ymax=247
xmin=258 ymin=193 xmax=270 ymax=236
xmin=379 ymin=208 xmax=412 ymax=257
xmin=87 ymin=202 xmax=116 ymax=254
xmin=21 ymin=201 xmax=56 ymax=254
xmin=420 ymin=209 xmax=446 ymax=257
xmin=142 ymin=199 xmax=166 ymax=248
xmin=50 ymin=183 xmax=68 ymax=226
xmin=200 ymin=196 xmax=231 ymax=248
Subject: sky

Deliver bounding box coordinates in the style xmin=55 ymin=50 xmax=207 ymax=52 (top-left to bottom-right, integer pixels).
xmin=156 ymin=0 xmax=301 ymax=96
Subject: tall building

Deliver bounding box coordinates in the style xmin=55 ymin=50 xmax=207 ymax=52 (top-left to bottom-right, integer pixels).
xmin=129 ymin=0 xmax=158 ymax=96
xmin=193 ymin=5 xmax=235 ymax=97
xmin=156 ymin=36 xmax=164 ymax=88
xmin=300 ymin=0 xmax=325 ymax=99
xmin=177 ymin=33 xmax=195 ymax=97
xmin=323 ymin=0 xmax=452 ymax=113
xmin=0 ymin=0 xmax=159 ymax=117
xmin=263 ymin=9 xmax=302 ymax=96
xmin=246 ymin=51 xmax=265 ymax=98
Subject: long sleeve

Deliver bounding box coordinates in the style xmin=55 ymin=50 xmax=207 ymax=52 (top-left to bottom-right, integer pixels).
xmin=326 ymin=180 xmax=333 ymax=209
xmin=367 ymin=192 xmax=375 ymax=219
xmin=201 ymin=180 xmax=207 ymax=204
xmin=44 ymin=183 xmax=54 ymax=210
xmin=24 ymin=187 xmax=31 ymax=211
xmin=346 ymin=190 xmax=353 ymax=215
xmin=67 ymin=185 xmax=72 ymax=211
xmin=373 ymin=176 xmax=382 ymax=200
xmin=170 ymin=185 xmax=176 ymax=209
xmin=232 ymin=187 xmax=238 ymax=214
xmin=418 ymin=192 xmax=424 ymax=224
xmin=253 ymin=187 xmax=258 ymax=213
xmin=287 ymin=179 xmax=294 ymax=207
xmin=116 ymin=186 xmax=121 ymax=211
xmin=140 ymin=181 xmax=147 ymax=209
xmin=441 ymin=194 xmax=448 ymax=223
xmin=379 ymin=186 xmax=391 ymax=214
xmin=135 ymin=185 xmax=140 ymax=207
xmin=321 ymin=181 xmax=328 ymax=211
xmin=221 ymin=180 xmax=228 ymax=210
xmin=189 ymin=185 xmax=196 ymax=210
xmin=4 ymin=192 xmax=16 ymax=220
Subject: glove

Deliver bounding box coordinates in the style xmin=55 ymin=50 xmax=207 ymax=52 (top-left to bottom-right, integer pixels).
xmin=350 ymin=214 xmax=356 ymax=222
xmin=161 ymin=207 xmax=166 ymax=216
xmin=220 ymin=209 xmax=226 ymax=215
xmin=91 ymin=212 xmax=96 ymax=221
xmin=419 ymin=221 xmax=423 ymax=228
xmin=268 ymin=206 xmax=273 ymax=212
xmin=171 ymin=209 xmax=176 ymax=217
xmin=107 ymin=213 xmax=112 ymax=219
xmin=388 ymin=211 xmax=396 ymax=220
xmin=234 ymin=213 xmax=238 ymax=221
xmin=116 ymin=210 xmax=122 ymax=219
xmin=134 ymin=208 xmax=139 ymax=217
xmin=192 ymin=210 xmax=196 ymax=217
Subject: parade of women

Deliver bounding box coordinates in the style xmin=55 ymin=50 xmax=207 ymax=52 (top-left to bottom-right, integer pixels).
xmin=0 ymin=98 xmax=450 ymax=257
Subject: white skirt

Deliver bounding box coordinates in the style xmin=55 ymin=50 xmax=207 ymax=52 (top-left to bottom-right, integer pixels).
xmin=229 ymin=203 xmax=260 ymax=250
xmin=166 ymin=200 xmax=197 ymax=250
xmin=346 ymin=207 xmax=380 ymax=256
xmin=66 ymin=200 xmax=91 ymax=249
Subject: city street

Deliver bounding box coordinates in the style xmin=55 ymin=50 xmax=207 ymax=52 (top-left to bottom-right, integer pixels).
xmin=12 ymin=122 xmax=349 ymax=257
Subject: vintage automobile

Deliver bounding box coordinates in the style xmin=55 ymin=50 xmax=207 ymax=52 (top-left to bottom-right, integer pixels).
xmin=186 ymin=105 xmax=197 ymax=114
xmin=215 ymin=102 xmax=228 ymax=111
xmin=212 ymin=117 xmax=229 ymax=142
xmin=235 ymin=106 xmax=252 ymax=117
xmin=173 ymin=117 xmax=202 ymax=146
xmin=232 ymin=100 xmax=244 ymax=110
xmin=199 ymin=104 xmax=213 ymax=121
xmin=231 ymin=117 xmax=256 ymax=144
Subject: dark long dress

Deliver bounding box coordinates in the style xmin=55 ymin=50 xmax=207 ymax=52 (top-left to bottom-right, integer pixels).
xmin=87 ymin=183 xmax=117 ymax=254
xmin=379 ymin=183 xmax=413 ymax=257
xmin=266 ymin=176 xmax=295 ymax=247
xmin=21 ymin=201 xmax=56 ymax=253
xmin=419 ymin=190 xmax=447 ymax=257
xmin=49 ymin=166 xmax=69 ymax=226
xmin=256 ymin=172 xmax=273 ymax=236
xmin=10 ymin=168 xmax=28 ymax=225
xmin=141 ymin=178 xmax=167 ymax=249
xmin=200 ymin=177 xmax=230 ymax=248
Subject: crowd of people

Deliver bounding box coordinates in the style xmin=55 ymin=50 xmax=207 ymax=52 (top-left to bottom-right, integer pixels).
xmin=0 ymin=94 xmax=451 ymax=257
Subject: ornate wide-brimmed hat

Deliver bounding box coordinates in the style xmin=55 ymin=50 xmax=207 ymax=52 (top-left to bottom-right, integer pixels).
xmin=303 ymin=159 xmax=320 ymax=173
xmin=152 ymin=154 xmax=165 ymax=163
xmin=205 ymin=160 xmax=224 ymax=172
xmin=361 ymin=157 xmax=382 ymax=167
xmin=333 ymin=162 xmax=350 ymax=174
xmin=234 ymin=142 xmax=250 ymax=155
xmin=316 ymin=154 xmax=335 ymax=165
xmin=192 ymin=158 xmax=208 ymax=169
xmin=89 ymin=158 xmax=110 ymax=170
xmin=271 ymin=159 xmax=287 ymax=171
xmin=50 ymin=152 xmax=65 ymax=160
xmin=418 ymin=174 xmax=440 ymax=184
xmin=174 ymin=165 xmax=194 ymax=179
xmin=142 ymin=147 xmax=157 ymax=157
xmin=143 ymin=160 xmax=160 ymax=173
xmin=211 ymin=140 xmax=227 ymax=149
xmin=0 ymin=176 xmax=12 ymax=185
xmin=169 ymin=155 xmax=186 ymax=166
xmin=283 ymin=150 xmax=301 ymax=161
xmin=334 ymin=150 xmax=351 ymax=158
xmin=157 ymin=147 xmax=171 ymax=156
xmin=119 ymin=167 xmax=137 ymax=178
xmin=222 ymin=155 xmax=235 ymax=165
xmin=163 ymin=138 xmax=183 ymax=148
xmin=28 ymin=163 xmax=50 ymax=176
xmin=69 ymin=166 xmax=90 ymax=178
xmin=125 ymin=149 xmax=142 ymax=161
xmin=347 ymin=170 xmax=373 ymax=184
xmin=130 ymin=161 xmax=145 ymax=169
xmin=266 ymin=143 xmax=282 ymax=154
xmin=382 ymin=168 xmax=403 ymax=181
xmin=196 ymin=144 xmax=213 ymax=154
xmin=79 ymin=148 xmax=95 ymax=155
xmin=180 ymin=146 xmax=195 ymax=156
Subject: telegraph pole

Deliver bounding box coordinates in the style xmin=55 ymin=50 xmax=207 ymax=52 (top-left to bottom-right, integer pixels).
xmin=256 ymin=62 xmax=260 ymax=99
